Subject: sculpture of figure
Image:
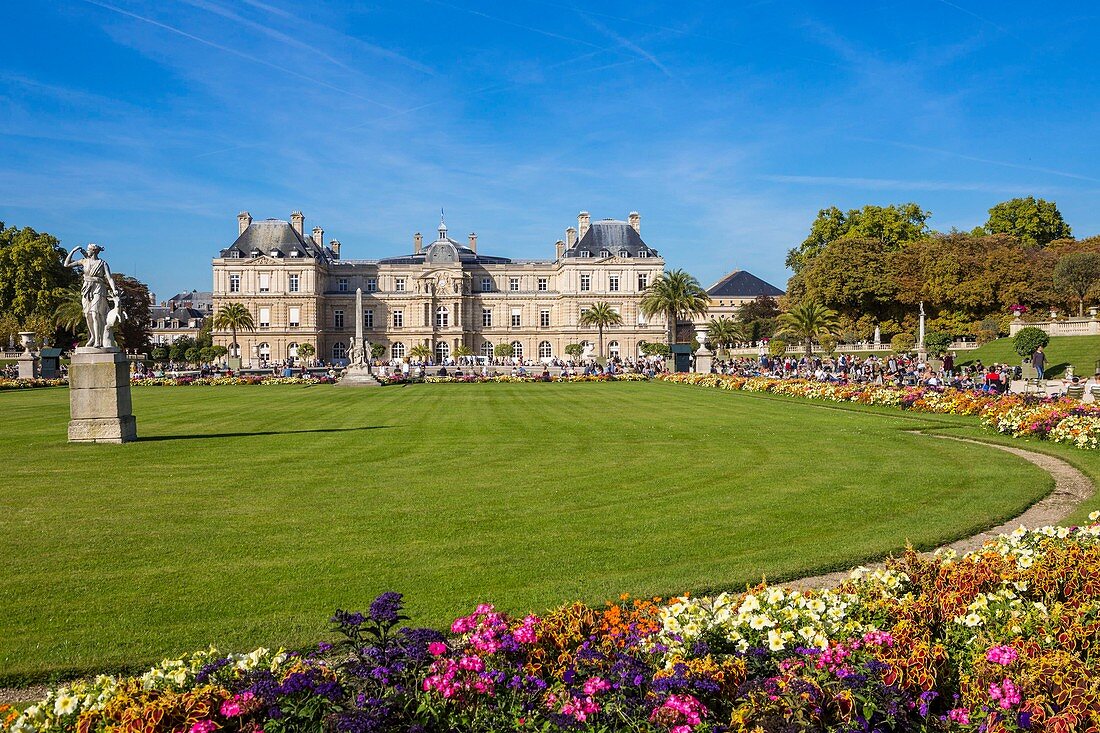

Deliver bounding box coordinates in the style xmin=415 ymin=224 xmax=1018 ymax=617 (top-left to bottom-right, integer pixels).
xmin=63 ymin=244 xmax=121 ymax=349
xmin=102 ymin=303 xmax=126 ymax=349
xmin=581 ymin=342 xmax=595 ymax=360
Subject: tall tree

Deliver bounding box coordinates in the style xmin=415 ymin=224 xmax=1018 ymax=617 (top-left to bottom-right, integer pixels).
xmin=1053 ymin=251 xmax=1100 ymax=316
xmin=705 ymin=317 xmax=744 ymax=357
xmin=113 ymin=273 xmax=153 ymax=352
xmin=212 ymin=303 xmax=255 ymax=360
xmin=778 ymin=301 xmax=841 ymax=358
xmin=785 ymin=203 xmax=930 ymax=273
xmin=639 ymin=269 xmax=710 ymax=346
xmin=984 ymin=197 xmax=1071 ymax=247
xmin=578 ymin=301 xmax=623 ymax=359
xmin=0 ymin=221 xmax=78 ymax=330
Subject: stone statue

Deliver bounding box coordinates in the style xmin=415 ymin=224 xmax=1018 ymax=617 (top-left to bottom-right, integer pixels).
xmin=581 ymin=342 xmax=595 ymax=360
xmin=63 ymin=243 xmax=121 ymax=349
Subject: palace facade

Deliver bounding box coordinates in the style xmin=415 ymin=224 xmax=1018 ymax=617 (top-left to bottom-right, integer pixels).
xmin=211 ymin=210 xmax=671 ymax=365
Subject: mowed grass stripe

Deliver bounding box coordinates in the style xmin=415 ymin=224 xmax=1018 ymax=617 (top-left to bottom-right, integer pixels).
xmin=1 ymin=382 xmax=1047 ymax=683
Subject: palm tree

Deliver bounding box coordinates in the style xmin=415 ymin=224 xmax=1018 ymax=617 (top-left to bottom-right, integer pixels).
xmin=453 ymin=344 xmax=474 ymax=364
xmin=705 ymin=317 xmax=744 ymax=358
xmin=212 ymin=303 xmax=255 ymax=363
xmin=54 ymin=287 xmax=86 ymax=340
xmin=409 ymin=343 xmax=432 ymax=362
xmin=640 ymin=269 xmax=710 ymax=347
xmin=778 ymin=301 xmax=841 ymax=359
xmin=578 ymin=302 xmax=624 ymax=359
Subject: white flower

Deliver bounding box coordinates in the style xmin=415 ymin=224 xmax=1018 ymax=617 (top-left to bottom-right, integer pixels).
xmin=749 ymin=614 xmax=773 ymax=630
xmin=767 ymin=628 xmax=785 ymax=651
xmin=739 ymin=594 xmax=760 ymax=614
xmin=54 ymin=690 xmax=79 ymax=716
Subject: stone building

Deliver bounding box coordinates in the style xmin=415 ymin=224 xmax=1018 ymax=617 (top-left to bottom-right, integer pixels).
xmin=704 ymin=269 xmax=785 ymax=321
xmin=211 ymin=210 xmax=669 ymax=365
xmin=149 ymin=290 xmax=214 ymax=345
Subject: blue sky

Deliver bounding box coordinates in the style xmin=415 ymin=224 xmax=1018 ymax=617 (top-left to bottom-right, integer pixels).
xmin=2 ymin=1 xmax=1098 ymax=300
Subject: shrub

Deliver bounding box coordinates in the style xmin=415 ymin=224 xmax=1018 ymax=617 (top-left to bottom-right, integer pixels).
xmin=976 ymin=329 xmax=1000 ymax=345
xmin=924 ymin=331 xmax=953 ymax=356
xmin=1012 ymin=326 xmax=1050 ymax=357
xmin=890 ymin=333 xmax=915 ymax=353
xmin=767 ymin=338 xmax=786 ymax=357
xmin=818 ymin=335 xmax=838 ymax=354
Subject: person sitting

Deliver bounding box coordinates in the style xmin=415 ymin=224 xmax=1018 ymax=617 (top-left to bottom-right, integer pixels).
xmin=1065 ymin=376 xmax=1086 ymax=400
xmin=438 ymin=366 xmax=448 ymax=377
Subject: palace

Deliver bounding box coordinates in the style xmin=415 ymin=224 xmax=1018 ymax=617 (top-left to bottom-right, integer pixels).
xmin=211 ymin=210 xmax=673 ymax=365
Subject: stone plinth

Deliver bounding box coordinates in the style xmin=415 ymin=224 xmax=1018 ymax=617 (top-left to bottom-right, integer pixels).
xmin=694 ymin=347 xmax=713 ymax=374
xmin=17 ymin=353 xmax=39 ymax=380
xmin=337 ymin=365 xmax=382 ymax=387
xmin=68 ymin=347 xmax=137 ymax=443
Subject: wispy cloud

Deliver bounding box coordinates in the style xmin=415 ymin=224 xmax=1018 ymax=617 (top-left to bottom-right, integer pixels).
xmin=578 ymin=15 xmax=674 ymax=78
xmin=761 ymin=173 xmax=1073 ymax=195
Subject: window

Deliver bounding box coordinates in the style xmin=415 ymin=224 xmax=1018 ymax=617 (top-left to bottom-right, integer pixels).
xmin=609 ymin=275 xmax=620 ymax=292
xmin=481 ymin=276 xmax=492 ymax=292
xmin=436 ymin=341 xmax=450 ymax=361
xmin=364 ymin=309 xmax=374 ymax=328
xmin=599 ymin=249 xmax=610 ymax=258
xmin=537 ymin=277 xmax=548 ymax=291
xmin=333 ymin=309 xmax=344 ymax=329
xmin=288 ymin=342 xmax=299 ymax=359
xmin=392 ymin=309 xmax=404 ymax=328
xmin=509 ymin=277 xmax=519 ymax=292
xmin=259 ymin=273 xmax=270 ymax=292
xmin=395 ymin=277 xmax=406 ymax=292
xmin=258 ymin=342 xmax=270 ymax=359
xmin=511 ymin=309 xmax=521 ymax=327
xmin=391 ymin=342 xmax=406 ymax=359
xmin=638 ymin=273 xmax=649 ymax=290
xmin=332 ymin=342 xmax=348 ymax=360
xmin=481 ymin=341 xmax=494 ymax=357
xmin=229 ymin=250 xmax=241 ymax=259
xmin=511 ymin=341 xmax=524 ymax=359
xmin=580 ymin=274 xmax=591 ymax=292
xmin=367 ymin=277 xmax=377 ymax=292
xmin=338 ymin=278 xmax=348 ymax=292
xmin=229 ymin=274 xmax=240 ymax=292
xmin=289 ymin=274 xmax=299 ymax=292
xmin=640 ymin=250 xmax=651 ymax=258
xmin=258 ymin=307 xmax=270 ymax=327
xmin=608 ymin=340 xmax=620 ymax=358
xmin=539 ymin=309 xmax=550 ymax=327
xmin=289 ymin=307 xmax=300 ymax=327
xmin=538 ymin=341 xmax=552 ymax=359
xmin=436 ymin=306 xmax=449 ymax=328
xmin=579 ymin=250 xmax=591 ymax=258
xmin=482 ymin=308 xmax=493 ymax=327
xmin=637 ymin=311 xmax=648 ymax=325
xmin=619 ymin=250 xmax=629 ymax=258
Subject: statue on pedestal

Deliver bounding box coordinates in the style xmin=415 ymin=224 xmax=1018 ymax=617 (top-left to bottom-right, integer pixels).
xmin=63 ymin=243 xmax=122 ymax=349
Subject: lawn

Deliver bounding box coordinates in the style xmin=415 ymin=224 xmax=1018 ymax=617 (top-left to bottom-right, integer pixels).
xmin=1 ymin=382 xmax=1051 ymax=684
xmin=955 ymin=335 xmax=1100 ymax=377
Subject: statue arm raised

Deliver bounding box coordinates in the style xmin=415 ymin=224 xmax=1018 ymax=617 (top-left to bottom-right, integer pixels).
xmin=63 ymin=246 xmax=86 ymax=268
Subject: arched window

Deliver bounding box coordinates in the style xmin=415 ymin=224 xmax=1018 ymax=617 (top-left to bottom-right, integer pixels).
xmin=391 ymin=342 xmax=406 ymax=359
xmin=481 ymin=341 xmax=494 ymax=357
xmin=608 ymin=340 xmax=620 ymax=358
xmin=288 ymin=342 xmax=299 ymax=359
xmin=229 ymin=342 xmax=240 ymax=357
xmin=538 ymin=341 xmax=552 ymax=359
xmin=332 ymin=342 xmax=348 ymax=360
xmin=436 ymin=306 xmax=449 ymax=328
xmin=436 ymin=341 xmax=450 ymax=361
xmin=258 ymin=342 xmax=270 ymax=359
xmin=511 ymin=341 xmax=524 ymax=359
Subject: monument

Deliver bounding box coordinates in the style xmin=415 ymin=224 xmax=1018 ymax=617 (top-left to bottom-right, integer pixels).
xmin=917 ymin=301 xmax=927 ymax=362
xmin=63 ymin=243 xmax=137 ymax=443
xmin=17 ymin=331 xmax=40 ymax=380
xmin=694 ymin=325 xmax=713 ymax=374
xmin=337 ymin=287 xmax=382 ymax=387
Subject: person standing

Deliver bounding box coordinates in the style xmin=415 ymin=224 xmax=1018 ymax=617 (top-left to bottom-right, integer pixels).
xmin=1032 ymin=346 xmax=1047 ymax=380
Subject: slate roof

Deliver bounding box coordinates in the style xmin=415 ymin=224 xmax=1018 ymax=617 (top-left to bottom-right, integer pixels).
xmin=377 ymin=228 xmax=512 ymax=265
xmin=563 ymin=219 xmax=658 ymax=259
xmin=220 ymin=218 xmax=327 ymax=259
xmin=707 ymin=270 xmax=785 ymax=298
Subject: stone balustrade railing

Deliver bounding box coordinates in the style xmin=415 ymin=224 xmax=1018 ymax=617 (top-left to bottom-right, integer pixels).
xmin=1009 ymin=317 xmax=1100 ymax=337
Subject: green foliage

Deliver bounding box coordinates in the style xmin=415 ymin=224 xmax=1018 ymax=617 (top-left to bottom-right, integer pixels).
xmin=924 ymin=331 xmax=953 ymax=356
xmin=492 ymin=342 xmax=514 ymax=358
xmin=296 ymin=343 xmax=315 ymax=361
xmin=169 ymin=336 xmax=195 ymax=362
xmin=736 ymin=295 xmax=779 ymax=341
xmin=890 ymin=333 xmax=916 ymax=353
xmin=1012 ymin=326 xmax=1050 ymax=357
xmin=786 ymin=203 xmax=930 ymax=272
xmin=1053 ymin=251 xmax=1100 ymax=315
xmin=984 ymin=196 xmax=1071 ymax=247
xmin=151 ymin=346 xmax=169 ymax=362
xmin=198 ymin=346 xmax=215 ymax=363
xmin=213 ymin=302 xmax=255 ymax=355
xmin=184 ymin=347 xmax=200 ymax=363
xmin=705 ymin=317 xmax=743 ymax=352
xmin=409 ymin=344 xmax=432 ymax=361
xmin=113 ymin=273 xmax=152 ymax=353
xmin=778 ymin=301 xmax=841 ymax=357
xmin=0 ymin=221 xmax=78 ymax=331
xmin=767 ymin=338 xmax=786 ymax=357
xmin=639 ymin=269 xmax=709 ymax=344
xmin=371 ymin=342 xmax=387 ymax=359
xmin=638 ymin=341 xmax=670 ymax=358
xmin=564 ymin=343 xmax=584 ymax=358
xmin=578 ymin=301 xmax=624 ymax=358
xmin=818 ymin=335 xmax=838 ymax=354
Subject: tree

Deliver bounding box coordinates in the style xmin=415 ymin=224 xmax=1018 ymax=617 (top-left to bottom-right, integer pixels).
xmin=985 ymin=197 xmax=1071 ymax=247
xmin=151 ymin=345 xmax=169 ymax=362
xmin=578 ymin=301 xmax=623 ymax=359
xmin=767 ymin=338 xmax=786 ymax=357
xmin=409 ymin=343 xmax=432 ymax=361
xmin=1012 ymin=327 xmax=1050 ymax=357
xmin=493 ymin=343 xmax=514 ymax=359
xmin=777 ymin=301 xmax=841 ymax=358
xmin=639 ymin=269 xmax=709 ymax=346
xmin=785 ymin=203 xmax=930 ymax=272
xmin=169 ymin=336 xmax=195 ymax=363
xmin=296 ymin=343 xmax=315 ymax=363
xmin=736 ymin=295 xmax=779 ymax=341
xmin=924 ymin=331 xmax=953 ymax=356
xmin=638 ymin=341 xmax=670 ymax=358
xmin=1053 ymin=251 xmax=1100 ymax=316
xmin=212 ymin=303 xmax=255 ymax=362
xmin=565 ymin=343 xmax=584 ymax=360
xmin=53 ymin=287 xmax=85 ymax=340
xmin=0 ymin=222 xmax=78 ymax=332
xmin=370 ymin=342 xmax=387 ymax=359
xmin=891 ymin=333 xmax=916 ymax=353
xmin=112 ymin=273 xmax=152 ymax=353
xmin=705 ymin=317 xmax=743 ymax=357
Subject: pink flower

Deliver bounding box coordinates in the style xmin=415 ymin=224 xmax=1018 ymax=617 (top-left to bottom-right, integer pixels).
xmin=220 ymin=700 xmax=241 ymax=717
xmin=948 ymin=708 xmax=970 ymax=724
xmin=190 ymin=723 xmax=217 ymax=733
xmin=985 ymin=645 xmax=1018 ymax=666
xmin=583 ymin=677 xmax=611 ymax=696
xmin=428 ymin=641 xmax=447 ymax=657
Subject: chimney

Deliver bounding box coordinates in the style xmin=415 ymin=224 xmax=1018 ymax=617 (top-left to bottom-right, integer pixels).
xmin=330 ymin=239 xmax=341 ymax=259
xmin=578 ymin=211 xmax=590 ymax=239
xmin=312 ymin=226 xmax=324 ymax=247
xmin=629 ymin=211 xmax=640 ymax=234
xmin=468 ymin=232 xmax=477 ymax=253
xmin=290 ymin=211 xmax=304 ymax=236
xmin=238 ymin=211 xmax=252 ymax=235
xmin=414 ymin=232 xmax=423 ymax=254
xmin=566 ymin=226 xmax=577 ymax=247
xmin=555 ymin=239 xmax=565 ymax=259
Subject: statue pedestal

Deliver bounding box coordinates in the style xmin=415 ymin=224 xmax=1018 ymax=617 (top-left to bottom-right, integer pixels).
xmin=68 ymin=348 xmax=137 ymax=443
xmin=337 ymin=365 xmax=382 ymax=387
xmin=694 ymin=347 xmax=713 ymax=374
xmin=17 ymin=352 xmax=39 ymax=380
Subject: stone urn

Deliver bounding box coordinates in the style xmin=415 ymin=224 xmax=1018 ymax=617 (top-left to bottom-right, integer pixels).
xmin=18 ymin=331 xmax=36 ymax=353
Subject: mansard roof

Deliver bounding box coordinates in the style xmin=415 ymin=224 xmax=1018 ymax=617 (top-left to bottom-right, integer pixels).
xmin=220 ymin=219 xmax=326 ymax=259
xmin=564 ymin=219 xmax=658 ymax=258
xmin=377 ymin=235 xmax=512 ymax=266
xmin=707 ymin=269 xmax=785 ymax=298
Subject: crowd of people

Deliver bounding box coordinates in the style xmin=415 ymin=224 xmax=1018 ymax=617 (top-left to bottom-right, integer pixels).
xmin=375 ymin=356 xmax=667 ymax=380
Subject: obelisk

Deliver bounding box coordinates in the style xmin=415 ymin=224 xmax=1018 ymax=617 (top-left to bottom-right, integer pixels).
xmin=337 ymin=287 xmax=381 ymax=387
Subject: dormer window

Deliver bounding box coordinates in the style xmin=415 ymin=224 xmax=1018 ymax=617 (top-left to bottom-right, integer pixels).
xmin=619 ymin=250 xmax=629 ymax=258
xmin=638 ymin=250 xmax=650 ymax=258
xmin=270 ymin=249 xmax=282 ymax=257
xmin=250 ymin=249 xmax=262 ymax=257
xmin=599 ymin=249 xmax=610 ymax=258
xmin=290 ymin=250 xmax=300 ymax=258
xmin=579 ymin=250 xmax=591 ymax=258
xmin=229 ymin=250 xmax=241 ymax=258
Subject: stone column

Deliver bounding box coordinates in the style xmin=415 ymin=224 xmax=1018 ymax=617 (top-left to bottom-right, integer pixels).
xmin=68 ymin=347 xmax=137 ymax=443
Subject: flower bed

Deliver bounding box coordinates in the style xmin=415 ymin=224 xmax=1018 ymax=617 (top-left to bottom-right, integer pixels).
xmin=131 ymin=376 xmax=336 ymax=387
xmin=378 ymin=373 xmax=650 ymax=385
xmin=0 ymin=378 xmax=66 ymax=391
xmin=6 ymin=517 xmax=1100 ymax=733
xmin=658 ymin=373 xmax=1100 ymax=450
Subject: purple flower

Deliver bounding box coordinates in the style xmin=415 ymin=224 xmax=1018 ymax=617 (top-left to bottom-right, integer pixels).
xmin=369 ymin=592 xmax=404 ymax=625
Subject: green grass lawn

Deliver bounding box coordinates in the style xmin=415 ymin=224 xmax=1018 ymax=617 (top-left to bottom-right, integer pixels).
xmin=0 ymin=382 xmax=1052 ymax=684
xmin=955 ymin=335 xmax=1100 ymax=377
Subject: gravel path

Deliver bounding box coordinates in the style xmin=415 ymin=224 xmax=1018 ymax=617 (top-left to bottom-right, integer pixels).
xmin=2 ymin=434 xmax=1093 ymax=705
